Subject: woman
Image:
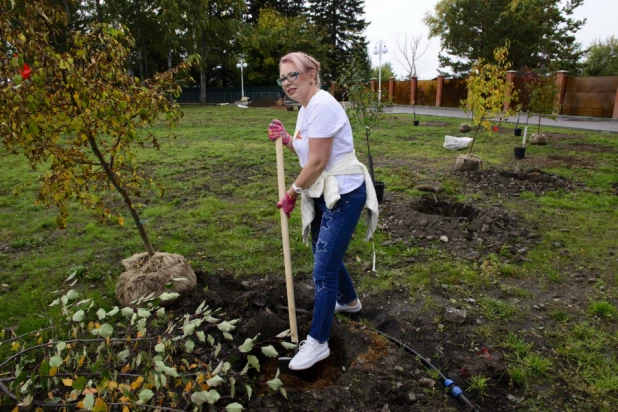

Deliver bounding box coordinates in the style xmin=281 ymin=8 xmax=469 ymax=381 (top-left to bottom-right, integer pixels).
xmin=267 ymin=52 xmax=378 ymax=370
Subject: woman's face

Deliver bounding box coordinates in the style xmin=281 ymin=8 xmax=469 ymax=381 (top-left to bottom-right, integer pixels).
xmin=279 ymin=62 xmax=315 ymax=105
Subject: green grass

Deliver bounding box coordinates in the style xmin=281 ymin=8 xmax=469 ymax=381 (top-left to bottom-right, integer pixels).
xmin=1 ymin=106 xmax=617 ymax=409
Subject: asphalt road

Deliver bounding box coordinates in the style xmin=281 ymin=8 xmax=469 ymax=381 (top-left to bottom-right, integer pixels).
xmin=388 ymin=105 xmax=618 ymax=134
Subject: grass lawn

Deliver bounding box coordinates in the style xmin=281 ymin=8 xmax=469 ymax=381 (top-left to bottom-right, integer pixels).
xmin=1 ymin=105 xmax=617 ymax=410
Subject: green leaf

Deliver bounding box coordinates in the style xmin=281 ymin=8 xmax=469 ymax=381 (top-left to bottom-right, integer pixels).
xmin=39 ymin=361 xmax=50 ymax=377
xmin=196 ymin=331 xmax=206 ymax=342
xmin=156 ymin=307 xmax=165 ymax=317
xmin=106 ymin=306 xmax=119 ymax=317
xmin=84 ymin=393 xmax=95 ymax=410
xmin=121 ymin=307 xmax=134 ymax=318
xmin=183 ymin=323 xmax=196 ymax=336
xmin=98 ymin=323 xmax=113 ymax=338
xmin=96 ymin=308 xmax=106 ymax=320
xmin=276 ymin=329 xmax=290 ymax=338
xmin=215 ymin=342 xmax=221 ymax=358
xmin=267 ymin=377 xmax=283 ymax=391
xmin=223 ymin=332 xmax=233 ymax=340
xmin=280 ymin=388 xmax=288 ymax=399
xmin=281 ymin=342 xmax=297 ymax=350
xmin=155 ymin=343 xmax=165 ymax=353
xmin=159 ymin=292 xmax=180 ymax=301
xmin=207 ymin=375 xmax=224 ymax=387
xmin=185 ymin=340 xmax=195 ymax=353
xmin=226 ymin=402 xmax=244 ymax=412
xmin=238 ymin=338 xmax=253 ymax=353
xmin=137 ymin=308 xmax=151 ymax=318
xmin=49 ymin=355 xmax=63 ymax=368
xmin=56 ymin=341 xmax=66 ymax=353
xmin=66 ymin=290 xmax=79 ymax=300
xmin=117 ymin=349 xmax=130 ymax=362
xmin=72 ymin=310 xmax=85 ymax=322
xmin=73 ymin=375 xmax=86 ymax=391
xmin=245 ymin=384 xmax=252 ymax=400
xmin=261 ymin=345 xmax=278 ymax=358
xmin=217 ymin=321 xmax=236 ymax=332
xmin=138 ymin=389 xmax=154 ymax=403
xmin=247 ymin=355 xmax=260 ymax=372
xmin=203 ymin=390 xmax=221 ymax=404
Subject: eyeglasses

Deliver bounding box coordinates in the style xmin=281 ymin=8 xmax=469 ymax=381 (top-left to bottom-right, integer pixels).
xmin=277 ymin=72 xmax=300 ymax=86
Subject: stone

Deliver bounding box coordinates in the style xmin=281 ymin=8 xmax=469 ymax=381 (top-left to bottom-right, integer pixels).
xmin=382 ymin=241 xmax=394 ymax=246
xmin=517 ymin=248 xmax=527 ymax=255
xmin=418 ymin=377 xmax=436 ymax=388
xmin=444 ymin=306 xmax=467 ymax=324
xmin=459 ymin=123 xmax=472 ymax=133
xmin=442 ymin=284 xmax=449 ymax=290
xmin=440 ymin=235 xmax=449 ymax=243
xmin=408 ymin=392 xmax=417 ymax=402
xmin=406 ymin=257 xmax=416 ymax=263
xmin=419 ymin=219 xmax=429 ymax=227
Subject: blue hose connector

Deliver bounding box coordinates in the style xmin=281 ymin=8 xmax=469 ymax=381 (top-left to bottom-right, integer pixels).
xmin=451 ymin=386 xmax=463 ymax=397
xmin=444 ymin=379 xmax=454 ymax=388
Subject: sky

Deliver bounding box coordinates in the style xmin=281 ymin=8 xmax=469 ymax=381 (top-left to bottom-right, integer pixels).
xmin=363 ymin=0 xmax=618 ymax=79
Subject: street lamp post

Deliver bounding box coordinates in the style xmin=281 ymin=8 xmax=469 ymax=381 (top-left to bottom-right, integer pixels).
xmin=236 ymin=58 xmax=247 ymax=99
xmin=372 ymin=40 xmax=388 ymax=102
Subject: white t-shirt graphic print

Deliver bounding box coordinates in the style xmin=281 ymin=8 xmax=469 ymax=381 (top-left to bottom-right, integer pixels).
xmin=292 ymin=90 xmax=364 ymax=195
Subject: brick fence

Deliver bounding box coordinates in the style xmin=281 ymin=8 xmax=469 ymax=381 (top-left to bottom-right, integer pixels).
xmin=337 ymin=73 xmax=618 ymax=119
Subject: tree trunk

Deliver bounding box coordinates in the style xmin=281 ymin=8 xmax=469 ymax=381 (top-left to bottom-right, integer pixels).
xmin=467 ymin=124 xmax=481 ymax=155
xmin=95 ymin=0 xmax=102 ymax=22
xmin=86 ymin=135 xmax=155 ymax=258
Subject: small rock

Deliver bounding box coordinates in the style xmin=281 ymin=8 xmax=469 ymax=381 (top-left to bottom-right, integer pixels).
xmin=444 ymin=306 xmax=467 ymax=324
xmin=394 ymin=366 xmax=404 ymax=372
xmin=442 ymin=284 xmax=449 ymax=290
xmin=440 ymin=235 xmax=449 ymax=243
xmin=362 ymin=262 xmax=371 ymax=271
xmin=560 ymin=249 xmax=570 ymax=256
xmin=588 ymin=278 xmax=597 ymax=283
xmin=408 ymin=392 xmax=417 ymax=402
xmin=418 ymin=377 xmax=436 ymax=388
xmin=406 ymin=257 xmax=416 ymax=263
xmin=481 ymin=224 xmax=490 ymax=233
xmin=419 ymin=219 xmax=429 ymax=227
xmin=426 ymin=235 xmax=434 ymax=240
xmin=553 ymin=242 xmax=562 ymax=247
xmin=507 ymin=394 xmax=523 ymax=404
xmin=382 ymin=240 xmax=394 ymax=246
xmin=465 ymin=298 xmax=476 ymax=303
xmin=380 ymin=404 xmax=390 ymax=412
xmin=516 ymin=248 xmax=527 ymax=255
xmin=459 ymin=123 xmax=472 ymax=133
xmin=241 ymin=281 xmax=251 ymax=289
xmin=575 ymin=277 xmax=585 ymax=282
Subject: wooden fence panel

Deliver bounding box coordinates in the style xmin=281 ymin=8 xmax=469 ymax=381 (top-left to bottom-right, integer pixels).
xmin=442 ymin=79 xmax=468 ymax=108
xmin=394 ymin=81 xmax=410 ymax=105
xmin=562 ymin=76 xmax=618 ymax=117
xmin=417 ymin=80 xmax=437 ymax=106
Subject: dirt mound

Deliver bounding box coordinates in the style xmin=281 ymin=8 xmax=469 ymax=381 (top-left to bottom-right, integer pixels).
xmin=249 ymin=97 xmax=278 ymax=107
xmin=380 ymin=193 xmax=537 ymax=262
xmin=458 ymin=168 xmax=580 ymax=196
xmin=168 ymin=271 xmax=488 ymax=411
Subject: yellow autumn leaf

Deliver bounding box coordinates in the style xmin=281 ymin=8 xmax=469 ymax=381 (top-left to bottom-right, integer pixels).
xmin=88 ymin=321 xmax=94 ymax=331
xmin=62 ymin=378 xmax=73 ymax=387
xmin=93 ymin=397 xmax=108 ymax=412
xmin=37 ymin=336 xmax=43 ymax=344
xmin=121 ymin=364 xmax=130 ymax=373
xmin=78 ymin=356 xmax=86 ymax=367
xmin=12 ymin=407 xmax=19 ymax=412
xmin=49 ymin=367 xmax=58 ymax=377
xmin=130 ymin=376 xmax=144 ymax=390
xmin=11 ymin=342 xmax=19 ymax=351
xmin=108 ymin=381 xmax=118 ymax=390
xmin=122 ymin=407 xmax=129 ymax=412
xmin=117 ymin=216 xmax=124 ymax=226
xmin=184 ymin=381 xmax=193 ymax=393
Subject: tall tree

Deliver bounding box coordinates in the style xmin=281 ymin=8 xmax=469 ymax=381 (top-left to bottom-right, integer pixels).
xmin=371 ymin=62 xmax=396 ymax=83
xmin=424 ymin=0 xmax=585 ymax=76
xmin=308 ymin=0 xmax=370 ymax=82
xmin=245 ymin=0 xmax=305 ymax=23
xmin=395 ymin=33 xmax=430 ymax=79
xmin=581 ymin=36 xmax=618 ymax=76
xmin=247 ymin=8 xmax=330 ymax=86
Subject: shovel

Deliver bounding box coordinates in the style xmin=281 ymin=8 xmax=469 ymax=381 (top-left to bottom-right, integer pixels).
xmin=274 ymin=137 xmax=316 ymax=380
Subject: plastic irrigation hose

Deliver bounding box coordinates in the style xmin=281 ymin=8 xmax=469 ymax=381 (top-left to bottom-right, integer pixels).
xmin=370 ymin=327 xmax=481 ymax=412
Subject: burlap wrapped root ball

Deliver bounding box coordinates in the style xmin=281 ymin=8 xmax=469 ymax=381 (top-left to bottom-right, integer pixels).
xmin=455 ymin=154 xmax=483 ymax=171
xmin=116 ymin=252 xmax=196 ymax=307
xmin=459 ymin=123 xmax=472 ymax=133
xmin=529 ymin=133 xmax=548 ymax=145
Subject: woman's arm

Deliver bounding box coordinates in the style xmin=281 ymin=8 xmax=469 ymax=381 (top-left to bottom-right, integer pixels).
xmin=286 ymin=137 xmax=332 ymax=198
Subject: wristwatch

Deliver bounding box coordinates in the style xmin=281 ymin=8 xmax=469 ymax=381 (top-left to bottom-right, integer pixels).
xmin=292 ymin=182 xmax=303 ymax=194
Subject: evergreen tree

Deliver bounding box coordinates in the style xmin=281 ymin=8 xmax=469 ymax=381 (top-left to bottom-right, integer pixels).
xmin=424 ymin=0 xmax=585 ymax=76
xmin=308 ymin=0 xmax=370 ymax=83
xmin=245 ymin=0 xmax=305 ymax=23
xmin=581 ymin=36 xmax=618 ymax=76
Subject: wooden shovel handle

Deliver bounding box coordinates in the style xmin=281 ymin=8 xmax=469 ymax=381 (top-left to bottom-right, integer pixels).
xmin=275 ymin=137 xmax=299 ymax=344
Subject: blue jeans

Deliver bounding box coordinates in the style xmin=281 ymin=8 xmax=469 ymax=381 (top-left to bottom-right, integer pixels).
xmin=309 ymin=182 xmax=366 ymax=343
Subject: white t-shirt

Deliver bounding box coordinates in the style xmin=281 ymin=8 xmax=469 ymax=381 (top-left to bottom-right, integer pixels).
xmin=292 ymin=90 xmax=364 ymax=195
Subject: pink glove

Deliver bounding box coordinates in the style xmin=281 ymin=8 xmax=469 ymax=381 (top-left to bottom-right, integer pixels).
xmin=276 ymin=193 xmax=297 ymax=219
xmin=268 ymin=119 xmax=291 ymax=145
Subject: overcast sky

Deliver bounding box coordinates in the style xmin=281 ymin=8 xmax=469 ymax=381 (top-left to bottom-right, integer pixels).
xmin=363 ymin=0 xmax=618 ymax=79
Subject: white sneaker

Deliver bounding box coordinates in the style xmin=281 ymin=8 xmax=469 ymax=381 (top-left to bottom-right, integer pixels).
xmin=288 ymin=336 xmax=330 ymax=370
xmin=334 ymin=299 xmax=362 ymax=314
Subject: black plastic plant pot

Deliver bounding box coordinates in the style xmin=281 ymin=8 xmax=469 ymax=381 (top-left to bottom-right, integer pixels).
xmin=514 ymin=147 xmax=526 ymax=159
xmin=374 ymin=181 xmax=385 ymax=204
xmin=514 ymin=128 xmax=523 ymax=136
xmin=413 ymin=120 xmax=420 ymax=126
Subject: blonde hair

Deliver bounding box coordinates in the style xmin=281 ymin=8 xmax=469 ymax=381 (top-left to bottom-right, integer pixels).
xmin=280 ymin=52 xmax=321 ymax=88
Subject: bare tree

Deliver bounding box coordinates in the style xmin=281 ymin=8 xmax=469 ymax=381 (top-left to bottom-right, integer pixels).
xmin=395 ymin=33 xmax=430 ymax=79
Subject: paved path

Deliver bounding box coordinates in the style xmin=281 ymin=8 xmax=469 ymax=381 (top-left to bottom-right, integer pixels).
xmin=388 ymin=105 xmax=618 ymax=134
